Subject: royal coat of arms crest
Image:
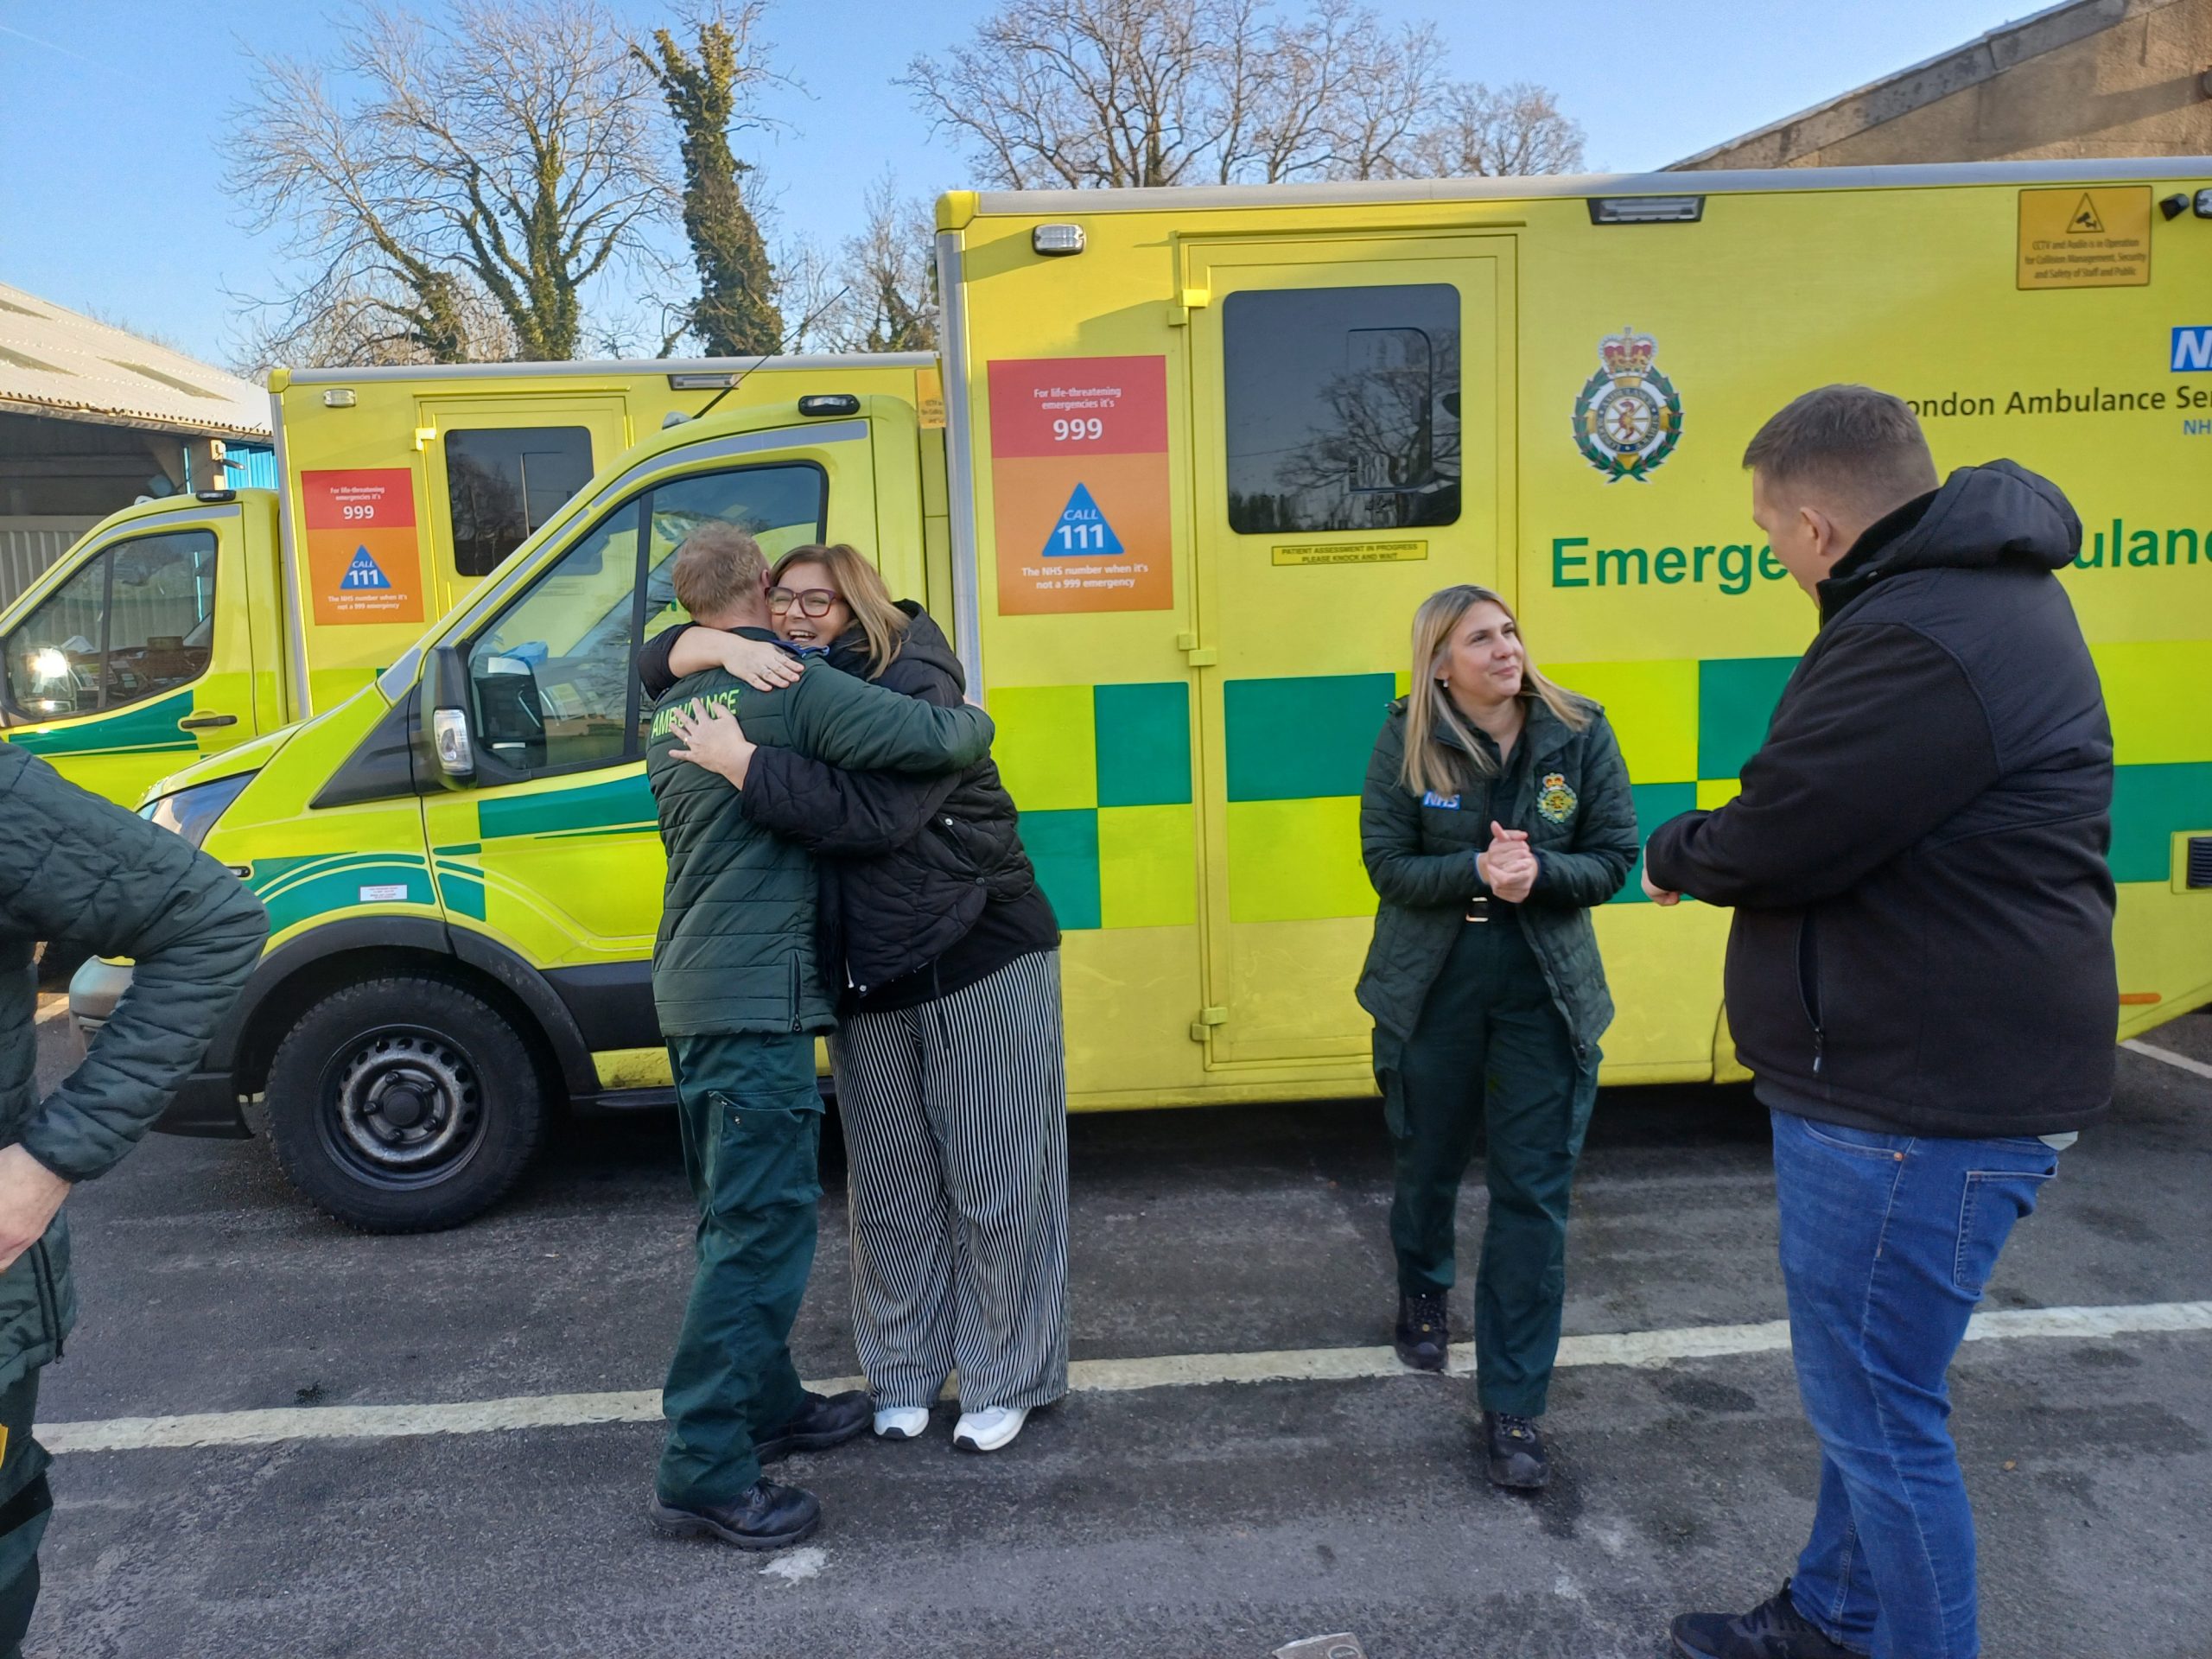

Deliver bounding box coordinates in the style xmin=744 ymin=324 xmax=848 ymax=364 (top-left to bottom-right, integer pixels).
xmin=1572 ymin=327 xmax=1683 ymax=483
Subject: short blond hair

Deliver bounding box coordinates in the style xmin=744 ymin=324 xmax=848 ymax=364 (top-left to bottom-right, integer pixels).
xmin=671 ymin=522 xmax=768 ymax=621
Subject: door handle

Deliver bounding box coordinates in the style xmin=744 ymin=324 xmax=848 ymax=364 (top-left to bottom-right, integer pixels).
xmin=178 ymin=712 xmax=238 ymax=731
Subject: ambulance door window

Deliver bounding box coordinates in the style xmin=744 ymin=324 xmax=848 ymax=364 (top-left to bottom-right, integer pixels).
xmin=1221 ymin=283 xmax=1459 ymax=533
xmin=3 ymin=529 xmax=218 ymax=717
xmin=464 ymin=461 xmax=825 ymax=776
xmin=444 ymin=427 xmax=595 ymax=577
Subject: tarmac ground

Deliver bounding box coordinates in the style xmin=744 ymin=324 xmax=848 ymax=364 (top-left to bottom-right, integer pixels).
xmin=22 ymin=999 xmax=2212 ymax=1658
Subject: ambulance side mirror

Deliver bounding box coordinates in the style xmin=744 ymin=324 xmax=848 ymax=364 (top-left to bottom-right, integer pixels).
xmin=417 ymin=645 xmax=477 ymax=785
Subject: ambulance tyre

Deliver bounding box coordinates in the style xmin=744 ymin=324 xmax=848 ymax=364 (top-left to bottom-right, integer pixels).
xmin=264 ymin=975 xmax=550 ymax=1234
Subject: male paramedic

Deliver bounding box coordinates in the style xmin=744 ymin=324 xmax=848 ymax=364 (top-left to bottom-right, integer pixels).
xmin=1645 ymin=386 xmax=2113 ymax=1659
xmin=0 ymin=746 xmax=266 ymax=1653
xmin=641 ymin=522 xmax=995 ymax=1552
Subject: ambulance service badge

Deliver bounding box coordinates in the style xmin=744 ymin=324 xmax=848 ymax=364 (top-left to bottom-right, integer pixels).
xmin=1572 ymin=327 xmax=1683 ymax=483
xmin=1537 ymin=772 xmax=1578 ymax=824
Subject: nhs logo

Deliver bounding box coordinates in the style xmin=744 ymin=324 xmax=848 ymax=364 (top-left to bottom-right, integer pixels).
xmin=2173 ymin=327 xmax=2212 ymax=372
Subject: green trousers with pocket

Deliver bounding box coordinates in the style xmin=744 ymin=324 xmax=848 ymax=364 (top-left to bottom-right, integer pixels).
xmin=1389 ymin=909 xmax=1598 ymax=1417
xmin=656 ymin=1032 xmax=823 ymax=1510
xmin=0 ymin=1364 xmax=50 ymax=1659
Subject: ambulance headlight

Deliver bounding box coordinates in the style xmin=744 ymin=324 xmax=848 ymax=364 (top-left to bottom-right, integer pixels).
xmin=142 ymin=771 xmax=256 ymax=851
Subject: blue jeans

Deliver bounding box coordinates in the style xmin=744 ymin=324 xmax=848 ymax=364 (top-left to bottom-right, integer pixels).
xmin=1770 ymin=1108 xmax=2057 ymax=1659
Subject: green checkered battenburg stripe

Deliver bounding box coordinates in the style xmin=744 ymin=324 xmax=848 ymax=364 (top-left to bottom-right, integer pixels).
xmin=1005 ymin=661 xmax=2211 ymax=929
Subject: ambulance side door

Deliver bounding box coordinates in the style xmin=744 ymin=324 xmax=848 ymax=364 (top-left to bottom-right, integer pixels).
xmin=417 ymin=422 xmax=874 ymax=1071
xmin=1 ymin=501 xmax=261 ymax=804
xmin=415 ymin=396 xmax=631 ymax=616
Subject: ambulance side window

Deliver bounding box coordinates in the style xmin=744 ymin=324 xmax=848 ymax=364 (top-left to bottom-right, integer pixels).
xmin=1222 ymin=283 xmax=1460 ymax=533
xmin=444 ymin=427 xmax=595 ymax=577
xmin=3 ymin=529 xmax=218 ymax=718
xmin=464 ymin=460 xmax=826 ymax=777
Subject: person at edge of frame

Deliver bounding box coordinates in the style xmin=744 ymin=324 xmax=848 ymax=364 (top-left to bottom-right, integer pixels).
xmin=1355 ymin=583 xmax=1637 ymax=1491
xmin=638 ymin=542 xmax=1068 ymax=1458
xmin=0 ymin=745 xmax=267 ymax=1656
xmin=639 ymin=521 xmax=997 ymax=1553
xmin=1646 ymin=386 xmax=2113 ymax=1659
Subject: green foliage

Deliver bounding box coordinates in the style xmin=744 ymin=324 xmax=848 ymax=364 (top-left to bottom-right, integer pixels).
xmin=639 ymin=20 xmax=785 ymax=357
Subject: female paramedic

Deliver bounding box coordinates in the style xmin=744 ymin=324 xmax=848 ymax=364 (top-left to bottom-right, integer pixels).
xmin=639 ymin=543 xmax=1068 ymax=1457
xmin=1356 ymin=583 xmax=1637 ymax=1490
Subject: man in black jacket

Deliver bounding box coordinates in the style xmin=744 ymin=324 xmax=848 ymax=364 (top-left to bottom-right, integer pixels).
xmin=0 ymin=747 xmax=266 ymax=1654
xmin=1645 ymin=387 xmax=2113 ymax=1659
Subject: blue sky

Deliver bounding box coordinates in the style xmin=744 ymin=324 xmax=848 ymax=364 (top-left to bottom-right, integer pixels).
xmin=0 ymin=0 xmax=2044 ymax=366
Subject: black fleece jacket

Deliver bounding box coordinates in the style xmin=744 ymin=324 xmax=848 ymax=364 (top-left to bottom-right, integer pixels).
xmin=1644 ymin=461 xmax=2115 ymax=1138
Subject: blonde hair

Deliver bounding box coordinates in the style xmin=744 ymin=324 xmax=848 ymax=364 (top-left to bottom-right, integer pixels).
xmin=1400 ymin=584 xmax=1591 ymax=798
xmin=771 ymin=543 xmax=909 ymax=679
xmin=671 ymin=523 xmax=768 ymax=621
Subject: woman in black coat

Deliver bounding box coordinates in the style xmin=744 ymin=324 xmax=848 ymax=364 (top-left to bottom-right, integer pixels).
xmin=639 ymin=543 xmax=1067 ymax=1455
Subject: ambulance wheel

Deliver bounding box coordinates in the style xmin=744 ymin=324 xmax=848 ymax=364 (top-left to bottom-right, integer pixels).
xmin=264 ymin=975 xmax=549 ymax=1234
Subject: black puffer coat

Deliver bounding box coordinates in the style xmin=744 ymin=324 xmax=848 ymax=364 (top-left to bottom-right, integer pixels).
xmin=739 ymin=606 xmax=1039 ymax=994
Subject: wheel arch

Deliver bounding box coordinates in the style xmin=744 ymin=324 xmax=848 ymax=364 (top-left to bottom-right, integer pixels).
xmin=221 ymin=918 xmax=600 ymax=1103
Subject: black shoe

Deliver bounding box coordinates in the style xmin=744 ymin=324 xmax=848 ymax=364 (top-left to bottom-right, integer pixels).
xmin=1670 ymin=1581 xmax=1859 ymax=1659
xmin=1394 ymin=1292 xmax=1449 ymax=1371
xmin=648 ymin=1478 xmax=821 ymax=1551
xmin=753 ymin=1389 xmax=872 ymax=1464
xmin=1483 ymin=1411 xmax=1550 ymax=1490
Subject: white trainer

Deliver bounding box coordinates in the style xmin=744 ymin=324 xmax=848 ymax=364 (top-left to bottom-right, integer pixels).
xmin=952 ymin=1405 xmax=1029 ymax=1452
xmin=873 ymin=1406 xmax=929 ymax=1440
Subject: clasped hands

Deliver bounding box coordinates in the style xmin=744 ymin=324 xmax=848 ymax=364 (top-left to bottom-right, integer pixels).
xmin=1476 ymin=823 xmax=1539 ymax=904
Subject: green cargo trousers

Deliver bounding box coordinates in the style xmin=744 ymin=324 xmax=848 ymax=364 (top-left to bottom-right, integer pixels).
xmin=0 ymin=1365 xmax=50 ymax=1659
xmin=1389 ymin=909 xmax=1598 ymax=1418
xmin=656 ymin=1032 xmax=824 ymax=1511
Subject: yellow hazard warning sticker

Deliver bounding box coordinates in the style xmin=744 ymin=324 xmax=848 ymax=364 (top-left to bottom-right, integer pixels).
xmin=2017 ymin=187 xmax=2151 ymax=290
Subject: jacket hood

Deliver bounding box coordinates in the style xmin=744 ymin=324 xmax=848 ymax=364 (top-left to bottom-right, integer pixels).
xmin=826 ymin=601 xmax=964 ymax=693
xmin=1822 ymin=460 xmax=2080 ymax=618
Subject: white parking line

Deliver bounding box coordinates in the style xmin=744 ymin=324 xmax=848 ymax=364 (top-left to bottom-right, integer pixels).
xmin=37 ymin=1300 xmax=2212 ymax=1456
xmin=2123 ymin=1039 xmax=2212 ymax=1082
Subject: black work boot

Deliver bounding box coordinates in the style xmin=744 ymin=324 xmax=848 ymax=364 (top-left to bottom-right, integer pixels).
xmin=753 ymin=1389 xmax=872 ymax=1464
xmin=1393 ymin=1291 xmax=1449 ymax=1371
xmin=1482 ymin=1410 xmax=1549 ymax=1490
xmin=1670 ymin=1581 xmax=1859 ymax=1659
xmin=648 ymin=1478 xmax=821 ymax=1551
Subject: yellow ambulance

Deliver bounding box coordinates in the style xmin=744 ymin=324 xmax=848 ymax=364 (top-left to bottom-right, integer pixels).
xmin=0 ymin=355 xmax=935 ymax=809
xmin=79 ymin=159 xmax=2212 ymax=1230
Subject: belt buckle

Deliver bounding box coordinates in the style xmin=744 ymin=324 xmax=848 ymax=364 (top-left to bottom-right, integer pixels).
xmin=1465 ymin=896 xmax=1491 ymax=924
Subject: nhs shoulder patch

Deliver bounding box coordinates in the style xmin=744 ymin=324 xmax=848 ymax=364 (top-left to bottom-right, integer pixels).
xmin=1421 ymin=790 xmax=1461 ymax=810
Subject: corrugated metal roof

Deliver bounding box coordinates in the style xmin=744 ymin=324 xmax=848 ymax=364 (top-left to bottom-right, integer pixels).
xmin=0 ymin=283 xmax=268 ymax=438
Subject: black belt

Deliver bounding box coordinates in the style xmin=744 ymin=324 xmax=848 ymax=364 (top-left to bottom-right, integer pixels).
xmin=1465 ymin=895 xmax=1491 ymax=924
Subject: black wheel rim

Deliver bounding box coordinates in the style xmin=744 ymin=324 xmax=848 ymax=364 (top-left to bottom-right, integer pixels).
xmin=313 ymin=1023 xmax=488 ymax=1192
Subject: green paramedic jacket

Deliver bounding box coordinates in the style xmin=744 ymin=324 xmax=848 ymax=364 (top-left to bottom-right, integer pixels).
xmin=0 ymin=745 xmax=267 ymax=1389
xmin=1356 ymin=695 xmax=1638 ymax=1082
xmin=646 ymin=633 xmax=995 ymax=1038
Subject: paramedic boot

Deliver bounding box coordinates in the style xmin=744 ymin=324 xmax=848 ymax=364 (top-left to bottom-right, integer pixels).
xmin=648 ymin=1478 xmax=821 ymax=1551
xmin=1394 ymin=1291 xmax=1449 ymax=1372
xmin=1483 ymin=1411 xmax=1549 ymax=1491
xmin=752 ymin=1389 xmax=871 ymax=1464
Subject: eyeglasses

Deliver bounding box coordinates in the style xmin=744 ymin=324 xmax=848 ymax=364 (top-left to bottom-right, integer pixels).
xmin=767 ymin=587 xmax=840 ymax=618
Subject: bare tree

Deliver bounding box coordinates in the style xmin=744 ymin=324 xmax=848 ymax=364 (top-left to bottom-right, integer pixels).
xmin=635 ymin=3 xmax=788 ymax=356
xmin=231 ymin=0 xmax=673 ymax=365
xmin=903 ymin=0 xmax=1581 ymax=190
xmin=808 ymin=175 xmax=938 ymax=353
xmin=1400 ymin=82 xmax=1585 ymax=179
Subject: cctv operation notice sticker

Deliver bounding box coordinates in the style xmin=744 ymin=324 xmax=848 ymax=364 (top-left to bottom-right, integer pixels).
xmin=987 ymin=356 xmax=1173 ymax=614
xmin=2017 ymin=187 xmax=2151 ymax=290
xmin=302 ymin=468 xmax=425 ymax=626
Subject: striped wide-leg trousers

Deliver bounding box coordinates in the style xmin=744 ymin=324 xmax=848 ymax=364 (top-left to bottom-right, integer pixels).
xmin=833 ymin=949 xmax=1071 ymax=1415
